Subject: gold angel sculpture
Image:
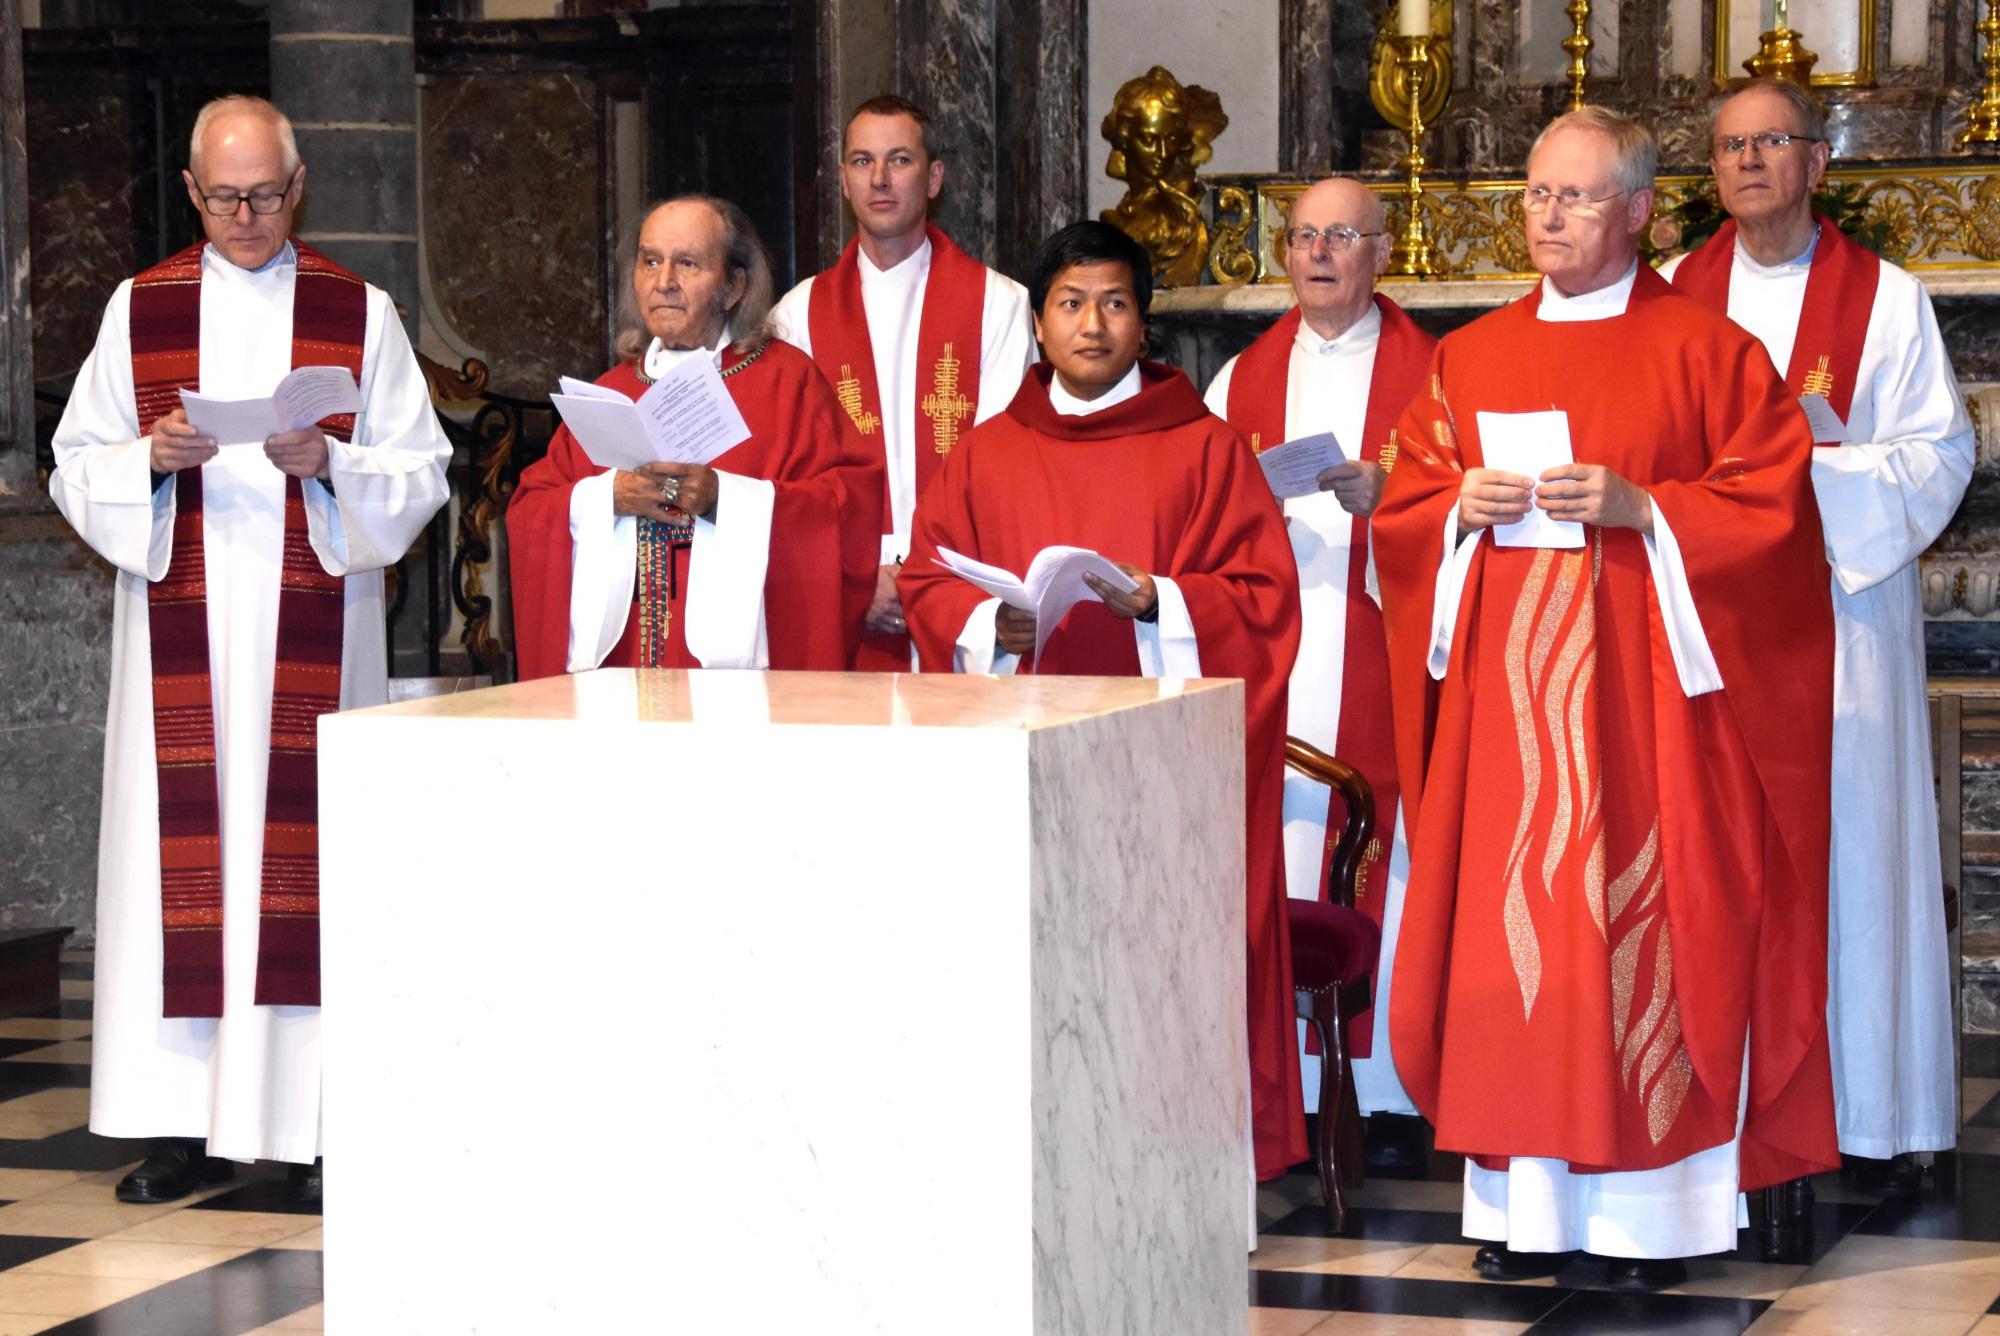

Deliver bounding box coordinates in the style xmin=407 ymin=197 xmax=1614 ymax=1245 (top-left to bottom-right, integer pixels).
xmin=1101 ymin=66 xmax=1228 ymax=288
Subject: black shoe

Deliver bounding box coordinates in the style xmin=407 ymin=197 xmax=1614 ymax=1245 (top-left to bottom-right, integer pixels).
xmin=1604 ymin=1257 xmax=1688 ymax=1290
xmin=287 ymin=1157 xmax=322 ymax=1209
xmin=1363 ymin=1112 xmax=1429 ymax=1172
xmin=1473 ymin=1244 xmax=1577 ymax=1280
xmin=114 ymin=1138 xmax=234 ymax=1204
xmin=1844 ymin=1153 xmax=1924 ymax=1199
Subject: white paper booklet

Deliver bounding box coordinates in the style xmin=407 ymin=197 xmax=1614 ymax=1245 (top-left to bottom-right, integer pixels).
xmin=550 ymin=356 xmax=752 ymax=472
xmin=934 ymin=545 xmax=1142 ymax=663
xmin=179 ymin=365 xmax=361 ymax=443
xmin=1799 ymin=394 xmax=1850 ymax=443
xmin=1256 ymin=431 xmax=1349 ymax=500
xmin=1475 ymin=409 xmax=1585 ymax=549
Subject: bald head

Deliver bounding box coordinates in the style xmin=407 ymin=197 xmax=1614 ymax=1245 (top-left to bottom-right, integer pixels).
xmin=182 ymin=95 xmax=303 ymax=272
xmin=1284 ymin=177 xmax=1389 ymax=341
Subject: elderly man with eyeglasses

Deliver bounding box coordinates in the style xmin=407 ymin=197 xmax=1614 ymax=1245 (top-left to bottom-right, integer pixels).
xmin=1660 ymin=78 xmax=1973 ymax=1202
xmin=1372 ymin=106 xmax=1841 ymax=1289
xmin=49 ymin=95 xmax=448 ymax=1206
xmin=1202 ymin=178 xmax=1436 ymax=1172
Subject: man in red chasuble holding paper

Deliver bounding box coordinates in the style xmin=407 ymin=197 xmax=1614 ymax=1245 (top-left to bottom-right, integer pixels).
xmin=773 ymin=95 xmax=1036 ymax=668
xmin=509 ymin=197 xmax=879 ymax=679
xmin=899 ymin=221 xmax=1306 ymax=1191
xmin=1375 ymin=107 xmax=1838 ymax=1290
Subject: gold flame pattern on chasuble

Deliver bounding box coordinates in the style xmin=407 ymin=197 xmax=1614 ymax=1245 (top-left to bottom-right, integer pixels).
xmin=1496 ymin=532 xmax=1691 ymax=1145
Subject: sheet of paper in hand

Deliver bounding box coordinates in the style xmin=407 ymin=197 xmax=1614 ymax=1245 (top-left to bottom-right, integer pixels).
xmin=1256 ymin=431 xmax=1348 ymax=500
xmin=934 ymin=545 xmax=1142 ymax=662
xmin=1799 ymin=394 xmax=1850 ymax=444
xmin=1475 ymin=409 xmax=1585 ymax=549
xmin=550 ymin=358 xmax=752 ymax=473
xmin=179 ymin=365 xmax=361 ymax=444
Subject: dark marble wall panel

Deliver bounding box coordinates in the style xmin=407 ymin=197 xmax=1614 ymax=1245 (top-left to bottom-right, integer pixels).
xmin=24 ymin=69 xmax=136 ymax=393
xmin=905 ymin=0 xmax=997 ymax=265
xmin=2 ymin=0 xmax=27 ymax=483
xmin=422 ymin=69 xmax=606 ymax=397
xmin=995 ymin=0 xmax=1087 ymax=279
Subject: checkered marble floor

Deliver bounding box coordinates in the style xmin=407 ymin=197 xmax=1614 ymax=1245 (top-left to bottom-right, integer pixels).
xmin=0 ymin=953 xmax=319 ymax=1335
xmin=1252 ymin=1059 xmax=2000 ymax=1335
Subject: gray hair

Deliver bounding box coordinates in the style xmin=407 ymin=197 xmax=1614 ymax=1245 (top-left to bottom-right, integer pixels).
xmin=189 ymin=95 xmax=301 ymax=177
xmin=1529 ymin=105 xmax=1658 ymax=196
xmin=615 ymin=195 xmax=776 ymax=361
xmin=1709 ymin=77 xmax=1828 ymax=148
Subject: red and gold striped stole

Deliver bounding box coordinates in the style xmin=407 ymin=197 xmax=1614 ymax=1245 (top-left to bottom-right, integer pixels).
xmin=131 ymin=239 xmax=364 ymax=1017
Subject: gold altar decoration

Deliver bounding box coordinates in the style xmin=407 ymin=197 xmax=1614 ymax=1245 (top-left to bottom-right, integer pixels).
xmin=1100 ymin=65 xmax=1228 ymax=289
xmin=1382 ymin=35 xmax=1447 ymax=277
xmin=1963 ymin=0 xmax=2000 ymax=150
xmin=1195 ymin=163 xmax=2000 ymax=287
xmin=1715 ymin=0 xmax=1876 ymax=89
xmin=1563 ymin=0 xmax=1592 ymax=110
xmin=1368 ymin=0 xmax=1453 ymax=128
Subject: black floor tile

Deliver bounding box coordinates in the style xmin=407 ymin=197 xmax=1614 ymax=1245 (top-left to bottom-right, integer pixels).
xmin=1851 ymin=1152 xmax=2000 ymax=1240
xmin=39 ymin=1248 xmax=320 ymax=1336
xmin=0 ymin=1062 xmax=94 ymax=1093
xmin=1728 ymin=1196 xmax=1880 ymax=1267
xmin=58 ymin=960 xmax=92 ymax=982
xmin=190 ymin=1177 xmax=321 ymax=1217
xmin=1262 ymin=1205 xmax=1468 ymax=1243
xmin=1531 ymin=1288 xmax=1769 ymax=1333
xmin=0 ymin=1233 xmax=88 ymax=1273
xmin=0 ymin=1128 xmax=150 ymax=1172
xmin=1970 ymin=1091 xmax=2000 ymax=1129
xmin=1965 ymin=1034 xmax=2000 ymax=1079
xmin=1251 ymin=1269 xmax=1572 ymax=1323
xmin=0 ymin=1039 xmax=69 ymax=1060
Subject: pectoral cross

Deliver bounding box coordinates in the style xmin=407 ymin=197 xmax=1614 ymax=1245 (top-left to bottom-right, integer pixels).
xmin=836 ymin=364 xmax=880 ymax=436
xmin=1801 ymin=354 xmax=1835 ymax=399
xmin=921 ymin=342 xmax=974 ymax=457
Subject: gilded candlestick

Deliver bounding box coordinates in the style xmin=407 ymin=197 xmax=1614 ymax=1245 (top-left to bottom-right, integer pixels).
xmin=1962 ymin=0 xmax=2000 ymax=150
xmin=1562 ymin=0 xmax=1592 ymax=110
xmin=1386 ymin=34 xmax=1445 ymax=278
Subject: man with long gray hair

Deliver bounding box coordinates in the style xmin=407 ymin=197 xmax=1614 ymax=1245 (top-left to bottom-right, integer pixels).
xmin=509 ymin=196 xmax=879 ymax=677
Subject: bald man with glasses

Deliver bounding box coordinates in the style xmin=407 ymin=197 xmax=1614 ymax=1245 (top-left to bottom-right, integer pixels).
xmin=1664 ymin=77 xmax=1974 ymax=1200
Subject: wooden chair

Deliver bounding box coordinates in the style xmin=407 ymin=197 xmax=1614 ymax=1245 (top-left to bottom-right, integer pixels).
xmin=1282 ymin=737 xmax=1382 ymax=1235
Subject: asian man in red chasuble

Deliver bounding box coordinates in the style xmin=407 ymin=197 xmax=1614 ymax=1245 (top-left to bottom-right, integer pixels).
xmin=899 ymin=221 xmax=1307 ymax=1187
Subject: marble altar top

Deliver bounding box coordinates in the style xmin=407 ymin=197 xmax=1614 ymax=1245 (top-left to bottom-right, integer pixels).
xmin=342 ymin=669 xmax=1237 ymax=731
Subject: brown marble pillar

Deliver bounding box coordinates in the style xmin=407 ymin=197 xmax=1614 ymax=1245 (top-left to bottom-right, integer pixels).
xmin=796 ymin=0 xmax=898 ymax=274
xmin=0 ymin=0 xmax=28 ymax=493
xmin=267 ymin=0 xmax=418 ymax=338
xmin=994 ymin=0 xmax=1086 ymax=278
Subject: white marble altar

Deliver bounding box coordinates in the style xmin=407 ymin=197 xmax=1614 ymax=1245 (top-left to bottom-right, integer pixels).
xmin=317 ymin=669 xmax=1249 ymax=1335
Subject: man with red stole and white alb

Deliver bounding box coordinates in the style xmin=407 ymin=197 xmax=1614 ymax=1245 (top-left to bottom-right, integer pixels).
xmin=1661 ymin=78 xmax=1973 ymax=1198
xmin=509 ymin=197 xmax=879 ymax=678
xmin=1204 ymin=177 xmax=1435 ymax=1166
xmin=773 ymin=95 xmax=1035 ymax=667
xmin=1374 ymin=107 xmax=1838 ymax=1291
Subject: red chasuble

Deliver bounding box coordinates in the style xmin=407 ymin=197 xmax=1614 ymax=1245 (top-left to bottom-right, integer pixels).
xmin=807 ymin=226 xmax=990 ymax=670
xmin=1374 ymin=266 xmax=1838 ymax=1191
xmin=507 ymin=339 xmax=880 ymax=679
xmin=1668 ymin=215 xmax=1879 ymax=439
xmin=132 ymin=239 xmax=362 ymax=1017
xmin=1221 ymin=295 xmax=1434 ymax=1060
xmin=899 ymin=362 xmax=1309 ymax=1179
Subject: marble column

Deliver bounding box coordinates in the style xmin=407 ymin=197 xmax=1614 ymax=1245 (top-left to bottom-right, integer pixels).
xmin=798 ymin=0 xmax=898 ymax=274
xmin=1279 ymin=0 xmax=1336 ymax=172
xmin=903 ymin=0 xmax=998 ymax=263
xmin=267 ymin=0 xmax=418 ymax=338
xmin=994 ymin=0 xmax=1087 ymax=278
xmin=0 ymin=0 xmax=26 ymax=494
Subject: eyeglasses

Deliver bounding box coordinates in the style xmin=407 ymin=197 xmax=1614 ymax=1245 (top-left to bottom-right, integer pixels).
xmin=1522 ymin=185 xmax=1627 ymax=216
xmin=191 ymin=177 xmax=293 ymax=216
xmin=1285 ymin=225 xmax=1385 ymax=252
xmin=1713 ymin=131 xmax=1822 ymax=158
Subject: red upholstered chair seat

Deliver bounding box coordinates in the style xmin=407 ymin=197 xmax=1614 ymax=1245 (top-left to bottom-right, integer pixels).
xmin=1288 ymin=899 xmax=1381 ymax=993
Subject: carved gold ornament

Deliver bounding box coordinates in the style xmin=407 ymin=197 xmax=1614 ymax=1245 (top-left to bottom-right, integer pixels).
xmin=1101 ymin=65 xmax=1228 ymax=289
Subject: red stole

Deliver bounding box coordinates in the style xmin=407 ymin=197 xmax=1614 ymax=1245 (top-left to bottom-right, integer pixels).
xmin=131 ymin=240 xmax=364 ymax=1017
xmin=1223 ymin=297 xmax=1433 ymax=961
xmin=807 ymin=226 xmax=989 ymax=670
xmin=1669 ymin=216 xmax=1879 ymax=437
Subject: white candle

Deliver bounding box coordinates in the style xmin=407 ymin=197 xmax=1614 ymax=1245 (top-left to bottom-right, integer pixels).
xmin=1399 ymin=0 xmax=1431 ymax=37
xmin=1774 ymin=0 xmax=1788 ymax=29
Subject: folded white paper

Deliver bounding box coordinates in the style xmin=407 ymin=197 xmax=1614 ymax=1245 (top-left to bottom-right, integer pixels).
xmin=179 ymin=365 xmax=361 ymax=443
xmin=1256 ymin=431 xmax=1349 ymax=500
xmin=1799 ymin=393 xmax=1850 ymax=444
xmin=935 ymin=545 xmax=1141 ymax=663
xmin=551 ymin=356 xmax=752 ymax=472
xmin=1475 ymin=409 xmax=1585 ymax=549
